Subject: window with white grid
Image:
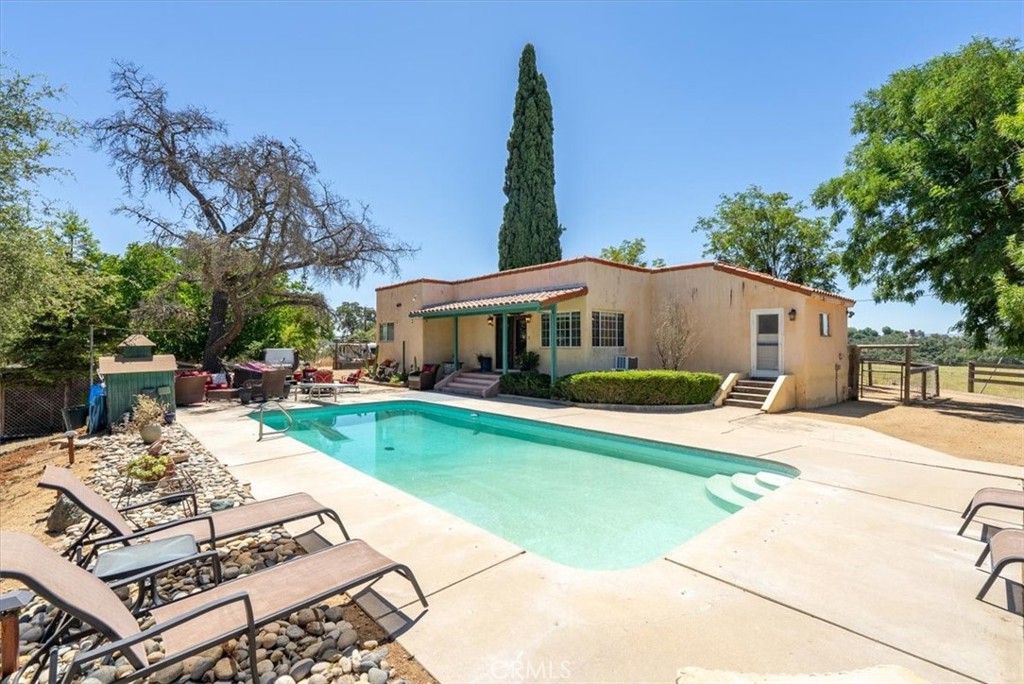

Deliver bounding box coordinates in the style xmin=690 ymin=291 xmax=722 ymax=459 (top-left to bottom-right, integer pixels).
xmin=591 ymin=311 xmax=625 ymax=347
xmin=540 ymin=312 xmax=581 ymax=347
xmin=378 ymin=322 xmax=395 ymax=342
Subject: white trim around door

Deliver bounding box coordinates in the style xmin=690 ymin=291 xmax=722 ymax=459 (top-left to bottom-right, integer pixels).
xmin=750 ymin=308 xmax=784 ymax=378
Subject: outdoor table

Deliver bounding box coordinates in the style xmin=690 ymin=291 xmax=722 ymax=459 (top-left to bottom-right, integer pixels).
xmin=292 ymin=382 xmax=358 ymax=402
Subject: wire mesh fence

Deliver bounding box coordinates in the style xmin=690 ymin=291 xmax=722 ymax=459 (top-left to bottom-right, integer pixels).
xmin=0 ymin=375 xmax=90 ymax=443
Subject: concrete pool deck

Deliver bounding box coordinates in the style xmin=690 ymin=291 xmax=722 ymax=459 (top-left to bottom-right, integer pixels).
xmin=177 ymin=392 xmax=1023 ymax=684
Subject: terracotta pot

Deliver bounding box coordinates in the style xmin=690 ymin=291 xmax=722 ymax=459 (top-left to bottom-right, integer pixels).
xmin=140 ymin=423 xmax=162 ymax=445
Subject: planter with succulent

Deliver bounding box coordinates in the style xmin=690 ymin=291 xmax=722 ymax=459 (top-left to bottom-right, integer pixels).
xmin=131 ymin=394 xmax=169 ymax=445
xmin=124 ymin=453 xmax=174 ymax=483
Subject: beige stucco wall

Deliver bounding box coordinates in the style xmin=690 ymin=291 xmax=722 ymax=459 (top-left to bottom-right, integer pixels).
xmin=375 ymin=260 xmax=851 ymax=407
xmin=650 ymin=267 xmax=849 ymax=408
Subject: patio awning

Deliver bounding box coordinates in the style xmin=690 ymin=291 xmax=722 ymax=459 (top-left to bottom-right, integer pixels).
xmin=409 ymin=285 xmax=588 ymax=319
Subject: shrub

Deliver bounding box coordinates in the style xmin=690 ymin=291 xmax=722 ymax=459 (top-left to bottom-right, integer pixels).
xmin=557 ymin=370 xmax=721 ymax=405
xmin=499 ymin=372 xmax=556 ymax=399
xmin=514 ymin=350 xmax=541 ymax=372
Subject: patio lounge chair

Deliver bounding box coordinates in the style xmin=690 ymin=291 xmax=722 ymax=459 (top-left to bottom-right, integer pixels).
xmin=974 ymin=528 xmax=1024 ymax=600
xmin=957 ymin=487 xmax=1024 ymax=536
xmin=0 ymin=531 xmax=427 ymax=684
xmin=38 ymin=466 xmax=349 ymax=563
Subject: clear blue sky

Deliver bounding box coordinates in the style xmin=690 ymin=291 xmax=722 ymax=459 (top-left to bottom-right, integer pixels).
xmin=2 ymin=1 xmax=1020 ymax=335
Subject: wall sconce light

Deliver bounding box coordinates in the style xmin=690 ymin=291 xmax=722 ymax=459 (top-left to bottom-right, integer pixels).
xmin=847 ymin=310 xmax=855 ymax=318
xmin=522 ymin=314 xmax=533 ymax=322
xmin=788 ymin=308 xmax=797 ymax=321
xmin=486 ymin=315 xmax=494 ymax=327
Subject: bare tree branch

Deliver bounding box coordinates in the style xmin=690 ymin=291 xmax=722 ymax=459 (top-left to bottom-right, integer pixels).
xmin=92 ymin=64 xmax=416 ymax=370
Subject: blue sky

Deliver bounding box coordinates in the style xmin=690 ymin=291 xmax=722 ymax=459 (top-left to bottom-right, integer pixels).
xmin=2 ymin=1 xmax=1020 ymax=335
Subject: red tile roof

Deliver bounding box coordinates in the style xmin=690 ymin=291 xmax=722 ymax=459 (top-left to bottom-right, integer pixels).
xmin=410 ymin=286 xmax=588 ymax=316
xmin=381 ymin=257 xmax=855 ymax=305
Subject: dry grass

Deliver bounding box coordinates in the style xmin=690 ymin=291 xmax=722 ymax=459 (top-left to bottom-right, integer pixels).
xmin=939 ymin=365 xmax=1024 ymax=400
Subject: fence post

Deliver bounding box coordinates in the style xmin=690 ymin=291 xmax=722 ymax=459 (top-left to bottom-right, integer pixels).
xmin=921 ymin=368 xmax=927 ymax=400
xmin=903 ymin=347 xmax=912 ymax=404
xmin=868 ymin=362 xmax=874 ymax=386
xmin=935 ymin=367 xmax=940 ymax=398
xmin=967 ymin=362 xmax=975 ymax=393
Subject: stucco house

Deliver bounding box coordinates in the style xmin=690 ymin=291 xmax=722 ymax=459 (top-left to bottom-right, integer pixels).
xmin=375 ymin=257 xmax=854 ymax=409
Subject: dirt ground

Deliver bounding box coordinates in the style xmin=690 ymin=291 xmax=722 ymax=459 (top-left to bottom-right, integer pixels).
xmin=791 ymin=389 xmax=1023 ymax=466
xmin=0 ymin=437 xmax=438 ymax=684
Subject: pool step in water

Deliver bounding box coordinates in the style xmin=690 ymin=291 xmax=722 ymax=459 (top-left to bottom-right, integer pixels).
xmin=730 ymin=472 xmax=773 ymax=500
xmin=755 ymin=471 xmax=796 ymax=490
xmin=704 ymin=474 xmax=755 ymax=513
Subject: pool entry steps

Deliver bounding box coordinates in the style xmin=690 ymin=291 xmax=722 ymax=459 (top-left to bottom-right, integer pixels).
xmin=704 ymin=471 xmax=795 ymax=513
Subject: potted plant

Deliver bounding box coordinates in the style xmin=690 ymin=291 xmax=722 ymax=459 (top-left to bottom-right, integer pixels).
xmin=131 ymin=394 xmax=169 ymax=445
xmin=124 ymin=453 xmax=174 ymax=482
xmin=477 ymin=352 xmax=493 ymax=373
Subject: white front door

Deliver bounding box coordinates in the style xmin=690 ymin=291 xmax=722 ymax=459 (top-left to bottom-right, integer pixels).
xmin=750 ymin=309 xmax=784 ymax=378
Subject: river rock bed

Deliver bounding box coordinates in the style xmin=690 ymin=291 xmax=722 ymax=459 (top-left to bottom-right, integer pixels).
xmin=15 ymin=424 xmax=410 ymax=684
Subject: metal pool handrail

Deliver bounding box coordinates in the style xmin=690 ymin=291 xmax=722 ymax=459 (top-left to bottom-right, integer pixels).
xmin=257 ymin=400 xmax=294 ymax=441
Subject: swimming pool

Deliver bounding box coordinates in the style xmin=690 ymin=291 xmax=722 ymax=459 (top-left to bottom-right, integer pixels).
xmin=257 ymin=401 xmax=798 ymax=570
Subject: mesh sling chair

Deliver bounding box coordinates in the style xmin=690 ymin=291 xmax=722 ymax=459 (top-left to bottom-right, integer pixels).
xmin=0 ymin=532 xmax=427 ymax=684
xmin=974 ymin=528 xmax=1024 ymax=601
xmin=38 ymin=466 xmax=349 ymax=565
xmin=957 ymin=487 xmax=1024 ymax=536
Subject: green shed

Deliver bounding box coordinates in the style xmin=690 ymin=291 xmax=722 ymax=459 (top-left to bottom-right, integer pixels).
xmin=98 ymin=335 xmax=177 ymax=424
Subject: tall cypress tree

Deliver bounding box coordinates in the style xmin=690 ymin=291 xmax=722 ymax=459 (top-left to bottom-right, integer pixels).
xmin=498 ymin=44 xmax=562 ymax=271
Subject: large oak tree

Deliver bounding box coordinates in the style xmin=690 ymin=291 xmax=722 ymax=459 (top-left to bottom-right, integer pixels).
xmin=815 ymin=38 xmax=1023 ymax=346
xmin=93 ymin=64 xmax=413 ymax=370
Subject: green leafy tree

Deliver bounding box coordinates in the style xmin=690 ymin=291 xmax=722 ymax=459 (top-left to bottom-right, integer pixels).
xmin=599 ymin=238 xmax=666 ymax=268
xmin=694 ymin=185 xmax=841 ymax=290
xmin=815 ymin=38 xmax=1024 ymax=348
xmin=498 ymin=44 xmax=562 ymax=271
xmin=993 ymin=90 xmax=1024 ymax=351
xmin=994 ymin=237 xmax=1024 ymax=352
xmin=92 ymin=64 xmax=412 ymax=371
xmin=335 ymin=301 xmax=376 ymax=341
xmin=3 ymin=214 xmax=118 ymax=394
xmin=0 ymin=63 xmax=79 ymax=351
xmin=101 ymin=242 xmax=209 ymax=360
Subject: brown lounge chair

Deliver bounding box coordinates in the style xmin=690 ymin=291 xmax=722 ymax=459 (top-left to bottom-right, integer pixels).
xmin=975 ymin=528 xmax=1024 ymax=600
xmin=0 ymin=532 xmax=427 ymax=684
xmin=957 ymin=487 xmax=1024 ymax=536
xmin=39 ymin=466 xmax=348 ymax=562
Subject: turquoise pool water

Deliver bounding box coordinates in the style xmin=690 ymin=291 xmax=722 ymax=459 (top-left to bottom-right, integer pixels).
xmin=257 ymin=401 xmax=797 ymax=570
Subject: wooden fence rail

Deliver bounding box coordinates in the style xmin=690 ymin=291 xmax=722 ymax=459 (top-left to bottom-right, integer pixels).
xmin=968 ymin=362 xmax=1024 ymax=393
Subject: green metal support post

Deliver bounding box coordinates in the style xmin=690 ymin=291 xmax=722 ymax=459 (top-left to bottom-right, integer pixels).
xmin=453 ymin=316 xmax=459 ymax=371
xmin=501 ymin=314 xmax=509 ymax=375
xmin=547 ymin=305 xmax=557 ymax=387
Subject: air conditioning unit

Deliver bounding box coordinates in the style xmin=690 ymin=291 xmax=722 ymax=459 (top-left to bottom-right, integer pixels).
xmin=613 ymin=355 xmax=639 ymax=371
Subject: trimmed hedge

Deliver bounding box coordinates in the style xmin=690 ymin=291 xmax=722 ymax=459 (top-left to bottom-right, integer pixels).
xmin=498 ymin=372 xmax=556 ymax=399
xmin=557 ymin=370 xmax=721 ymax=405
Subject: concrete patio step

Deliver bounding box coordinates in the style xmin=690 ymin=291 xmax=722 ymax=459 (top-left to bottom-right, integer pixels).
xmin=440 ymin=372 xmax=501 ymax=398
xmin=755 ymin=471 xmax=796 ymax=490
xmin=723 ymin=398 xmax=765 ymax=409
xmin=704 ymin=474 xmax=754 ymax=513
